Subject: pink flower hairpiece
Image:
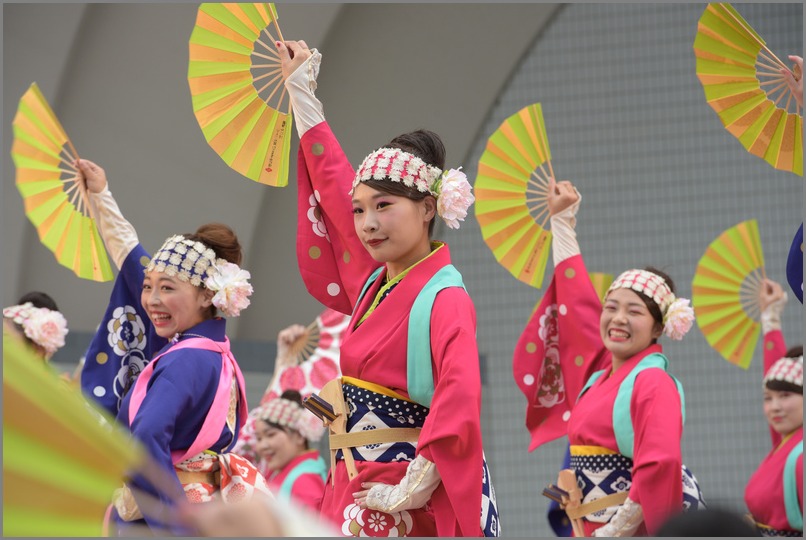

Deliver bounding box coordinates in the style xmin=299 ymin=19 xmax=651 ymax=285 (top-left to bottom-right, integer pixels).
xmin=3 ymin=302 xmax=68 ymax=355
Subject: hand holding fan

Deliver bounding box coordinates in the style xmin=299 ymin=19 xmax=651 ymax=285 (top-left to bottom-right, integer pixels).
xmin=692 ymin=219 xmax=766 ymax=369
xmin=694 ymin=3 xmax=802 ymax=176
xmin=11 ymin=83 xmax=113 ymax=282
xmin=475 ymin=103 xmax=556 ymax=289
xmin=188 ymin=3 xmax=293 ymax=187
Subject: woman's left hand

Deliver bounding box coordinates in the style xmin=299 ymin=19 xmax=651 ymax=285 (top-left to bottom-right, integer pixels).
xmin=277 ymin=40 xmax=312 ymax=81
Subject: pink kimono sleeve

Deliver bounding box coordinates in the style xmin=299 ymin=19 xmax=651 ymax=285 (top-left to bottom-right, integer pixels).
xmin=628 ymin=370 xmax=683 ymax=535
xmin=763 ymin=329 xmax=788 ymax=447
xmin=417 ymin=287 xmax=484 ymax=537
xmin=513 ymin=254 xmax=611 ymax=450
xmin=296 ymin=122 xmax=379 ymax=313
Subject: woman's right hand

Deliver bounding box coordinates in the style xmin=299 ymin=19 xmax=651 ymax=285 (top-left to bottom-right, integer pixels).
xmin=75 ymin=158 xmax=108 ymax=193
xmin=275 ymin=323 xmax=308 ymax=367
xmin=547 ymin=177 xmax=579 ymax=216
xmin=759 ymin=278 xmax=786 ymax=313
xmin=276 ymin=40 xmax=312 ymax=82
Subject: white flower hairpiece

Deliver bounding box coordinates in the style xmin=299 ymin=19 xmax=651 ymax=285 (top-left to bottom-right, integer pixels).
xmin=258 ymin=397 xmax=325 ymax=443
xmin=352 ymin=148 xmax=475 ymax=230
xmin=3 ymin=302 xmax=68 ymax=355
xmin=204 ymin=260 xmax=254 ymax=318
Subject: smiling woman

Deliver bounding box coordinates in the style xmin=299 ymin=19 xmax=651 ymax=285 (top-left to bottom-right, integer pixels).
xmin=277 ymin=39 xmax=500 ymax=537
xmin=513 ymin=179 xmax=705 ymax=536
xmin=74 ymin=159 xmax=272 ymax=535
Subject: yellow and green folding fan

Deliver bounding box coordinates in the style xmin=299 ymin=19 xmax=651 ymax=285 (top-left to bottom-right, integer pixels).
xmin=692 ymin=219 xmax=766 ymax=369
xmin=188 ymin=3 xmax=292 ymax=187
xmin=3 ymin=329 xmax=186 ymax=536
xmin=475 ymin=103 xmax=556 ymax=289
xmin=694 ymin=3 xmax=803 ymax=176
xmin=11 ymin=83 xmax=114 ymax=282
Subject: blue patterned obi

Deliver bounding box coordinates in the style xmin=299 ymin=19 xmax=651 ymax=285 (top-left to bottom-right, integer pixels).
xmin=337 ymin=379 xmax=500 ymax=537
xmin=570 ymin=446 xmax=706 ymax=523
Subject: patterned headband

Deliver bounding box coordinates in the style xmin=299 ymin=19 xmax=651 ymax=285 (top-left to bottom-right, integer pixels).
xmin=145 ymin=235 xmax=253 ymax=317
xmin=764 ymin=356 xmax=803 ymax=389
xmin=351 ymin=147 xmax=475 ymax=230
xmin=259 ymin=397 xmax=324 ymax=443
xmin=3 ymin=302 xmax=68 ymax=356
xmin=607 ymin=269 xmax=695 ymax=341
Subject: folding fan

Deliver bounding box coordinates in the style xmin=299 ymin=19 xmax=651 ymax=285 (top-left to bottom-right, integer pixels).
xmin=691 ymin=219 xmax=766 ymax=369
xmin=475 ymin=103 xmax=556 ymax=289
xmin=188 ymin=2 xmax=293 ymax=187
xmin=694 ymin=3 xmax=803 ymax=176
xmin=2 ymin=329 xmax=184 ymax=536
xmin=11 ymin=83 xmax=114 ymax=282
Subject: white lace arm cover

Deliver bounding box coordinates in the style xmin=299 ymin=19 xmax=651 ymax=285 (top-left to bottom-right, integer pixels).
xmin=365 ymin=454 xmax=442 ymax=513
xmin=592 ymin=497 xmax=644 ymax=537
xmin=761 ymin=292 xmax=788 ymax=334
xmin=284 ymin=49 xmax=325 ymax=138
xmin=87 ymin=186 xmax=139 ymax=270
xmin=549 ymin=190 xmax=582 ymax=267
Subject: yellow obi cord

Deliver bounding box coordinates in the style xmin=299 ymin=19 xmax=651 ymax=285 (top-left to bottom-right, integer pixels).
xmin=569 ymin=445 xmax=619 ymax=456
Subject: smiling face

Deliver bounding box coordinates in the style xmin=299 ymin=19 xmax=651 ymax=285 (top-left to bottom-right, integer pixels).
xmin=141 ymin=271 xmax=213 ymax=338
xmin=600 ymin=288 xmax=663 ymax=366
xmin=253 ymin=420 xmax=306 ymax=472
xmin=763 ymin=388 xmax=803 ymax=437
xmin=351 ymin=182 xmax=435 ymax=275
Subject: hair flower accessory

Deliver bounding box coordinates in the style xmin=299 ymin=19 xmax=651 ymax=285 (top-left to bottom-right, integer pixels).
xmin=3 ymin=302 xmax=68 ymax=355
xmin=663 ymin=297 xmax=695 ymax=341
xmin=204 ymin=261 xmax=254 ymax=318
xmin=432 ymin=167 xmax=475 ymax=230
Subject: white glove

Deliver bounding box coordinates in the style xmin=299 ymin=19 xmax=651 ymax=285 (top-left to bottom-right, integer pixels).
xmin=284 ymin=49 xmax=325 ymax=138
xmin=550 ymin=189 xmax=582 ymax=266
xmin=365 ymin=455 xmax=441 ymax=513
xmin=87 ymin=186 xmax=139 ymax=269
xmin=593 ymin=497 xmax=643 ymax=537
xmin=761 ymin=291 xmax=788 ymax=334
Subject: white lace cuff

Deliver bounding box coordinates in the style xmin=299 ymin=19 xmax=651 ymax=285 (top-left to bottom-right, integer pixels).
xmin=761 ymin=293 xmax=788 ymax=334
xmin=365 ymin=455 xmax=441 ymax=513
xmin=87 ymin=186 xmax=139 ymax=270
xmin=285 ymin=49 xmax=325 ymax=138
xmin=550 ymin=190 xmax=582 ymax=266
xmin=593 ymin=496 xmax=643 ymax=537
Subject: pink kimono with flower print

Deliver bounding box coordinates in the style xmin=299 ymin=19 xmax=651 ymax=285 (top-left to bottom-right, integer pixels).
xmin=513 ymin=254 xmax=684 ymax=535
xmin=295 ymin=121 xmax=486 ymax=537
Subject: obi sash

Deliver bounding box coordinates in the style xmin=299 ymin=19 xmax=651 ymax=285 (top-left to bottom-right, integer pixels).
xmin=570 ymin=445 xmax=706 ymax=524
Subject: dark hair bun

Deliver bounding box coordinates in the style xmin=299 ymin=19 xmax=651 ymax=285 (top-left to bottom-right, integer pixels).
xmin=18 ymin=291 xmax=59 ymax=311
xmin=387 ymin=129 xmax=446 ymax=170
xmin=280 ymin=389 xmax=303 ymax=406
xmin=185 ymin=223 xmax=242 ymax=266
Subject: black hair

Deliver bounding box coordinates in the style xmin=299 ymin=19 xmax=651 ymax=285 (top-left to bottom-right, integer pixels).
xmin=656 ymin=507 xmax=760 ymax=536
xmin=361 ymin=129 xmax=446 ymax=236
xmin=18 ymin=291 xmax=59 ymax=311
xmin=260 ymin=390 xmax=309 ymax=449
xmin=766 ymin=345 xmax=803 ymax=394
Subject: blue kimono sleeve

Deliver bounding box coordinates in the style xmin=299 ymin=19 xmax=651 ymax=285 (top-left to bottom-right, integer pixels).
xmin=80 ymin=244 xmax=167 ymax=415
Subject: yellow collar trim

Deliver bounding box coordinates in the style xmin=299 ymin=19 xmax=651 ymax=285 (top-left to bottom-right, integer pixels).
xmin=569 ymin=445 xmax=618 ymax=456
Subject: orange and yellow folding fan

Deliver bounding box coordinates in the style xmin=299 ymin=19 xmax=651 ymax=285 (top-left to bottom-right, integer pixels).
xmin=692 ymin=219 xmax=766 ymax=369
xmin=11 ymin=83 xmax=113 ymax=282
xmin=188 ymin=3 xmax=292 ymax=187
xmin=694 ymin=3 xmax=803 ymax=176
xmin=475 ymin=103 xmax=556 ymax=289
xmin=2 ymin=329 xmax=185 ymax=536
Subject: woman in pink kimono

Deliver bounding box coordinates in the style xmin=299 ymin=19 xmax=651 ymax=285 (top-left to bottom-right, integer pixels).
xmin=745 ymin=279 xmax=803 ymax=536
xmin=276 ymin=40 xmax=499 ymax=537
xmin=513 ymin=180 xmax=704 ymax=536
